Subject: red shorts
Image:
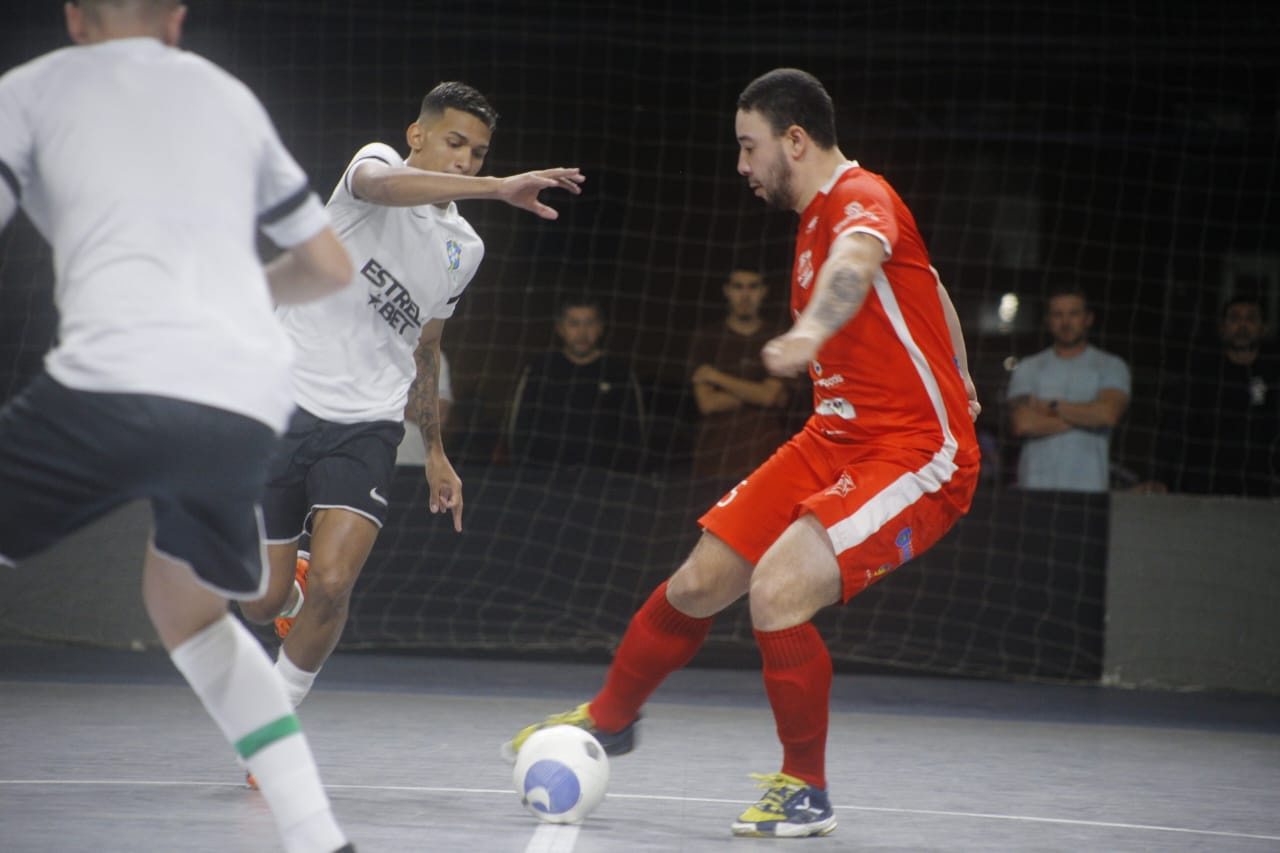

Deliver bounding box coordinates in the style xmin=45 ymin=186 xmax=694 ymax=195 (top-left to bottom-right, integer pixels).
xmin=698 ymin=426 xmax=979 ymax=602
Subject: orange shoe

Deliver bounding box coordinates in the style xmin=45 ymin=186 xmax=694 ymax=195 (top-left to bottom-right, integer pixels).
xmin=274 ymin=552 xmax=310 ymax=639
xmin=245 ymin=771 xmax=258 ymax=790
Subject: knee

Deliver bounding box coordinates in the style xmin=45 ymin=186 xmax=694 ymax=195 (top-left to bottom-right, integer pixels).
xmin=748 ymin=570 xmax=788 ymax=615
xmin=303 ymin=561 xmax=357 ymax=616
xmin=666 ymin=555 xmax=749 ymax=618
xmin=748 ymin=569 xmax=809 ymax=631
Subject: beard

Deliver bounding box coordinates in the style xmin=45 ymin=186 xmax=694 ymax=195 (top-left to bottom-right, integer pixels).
xmin=757 ymin=151 xmax=797 ymax=211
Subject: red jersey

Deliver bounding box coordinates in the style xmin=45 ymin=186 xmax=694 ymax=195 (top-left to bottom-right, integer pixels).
xmin=792 ymin=163 xmax=977 ymax=463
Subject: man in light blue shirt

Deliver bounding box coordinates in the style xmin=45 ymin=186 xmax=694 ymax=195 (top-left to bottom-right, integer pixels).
xmin=1007 ymin=286 xmax=1131 ymax=491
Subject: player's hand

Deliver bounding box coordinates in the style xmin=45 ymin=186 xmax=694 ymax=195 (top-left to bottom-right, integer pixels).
xmin=762 ymin=330 xmax=821 ymax=378
xmin=964 ymin=374 xmax=981 ymax=421
xmin=425 ymin=450 xmax=464 ymax=532
xmin=499 ymin=168 xmax=585 ymax=219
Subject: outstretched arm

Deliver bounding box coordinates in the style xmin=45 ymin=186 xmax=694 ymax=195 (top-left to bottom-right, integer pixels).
xmin=762 ymin=231 xmax=883 ymax=377
xmin=351 ymin=161 xmax=584 ymax=219
xmin=408 ymin=318 xmax=463 ymax=532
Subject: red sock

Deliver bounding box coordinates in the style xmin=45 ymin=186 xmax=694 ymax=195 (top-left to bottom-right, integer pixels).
xmin=755 ymin=622 xmax=831 ymax=790
xmin=589 ymin=581 xmax=712 ymax=732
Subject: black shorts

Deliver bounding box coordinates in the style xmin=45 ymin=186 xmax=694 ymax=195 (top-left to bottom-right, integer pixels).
xmin=262 ymin=407 xmax=404 ymax=541
xmin=0 ymin=374 xmax=278 ymax=598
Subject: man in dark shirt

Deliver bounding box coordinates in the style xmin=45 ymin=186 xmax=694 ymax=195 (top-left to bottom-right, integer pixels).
xmin=688 ymin=269 xmax=789 ymax=479
xmin=1162 ymin=296 xmax=1279 ymax=496
xmin=509 ymin=298 xmax=646 ymax=471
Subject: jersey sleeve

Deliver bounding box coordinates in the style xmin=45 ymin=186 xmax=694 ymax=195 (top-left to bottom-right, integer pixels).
xmin=1099 ymin=353 xmax=1132 ymax=395
xmin=826 ymin=173 xmax=899 ymax=258
xmin=339 ymin=141 xmax=403 ymax=201
xmin=0 ymin=63 xmax=36 ymax=227
xmin=1006 ymin=356 xmax=1038 ymax=400
xmin=252 ymin=100 xmax=327 ymax=248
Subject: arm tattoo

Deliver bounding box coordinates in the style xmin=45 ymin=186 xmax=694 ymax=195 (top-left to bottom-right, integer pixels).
xmin=408 ymin=344 xmax=441 ymax=449
xmin=810 ymin=266 xmax=871 ymax=334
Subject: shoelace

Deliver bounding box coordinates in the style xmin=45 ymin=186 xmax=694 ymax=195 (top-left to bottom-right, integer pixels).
xmin=547 ymin=707 xmax=590 ymax=727
xmin=747 ymin=773 xmax=801 ymax=814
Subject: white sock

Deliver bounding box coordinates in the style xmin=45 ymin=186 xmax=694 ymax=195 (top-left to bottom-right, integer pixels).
xmin=171 ymin=615 xmax=347 ymax=853
xmin=277 ymin=647 xmax=319 ymax=708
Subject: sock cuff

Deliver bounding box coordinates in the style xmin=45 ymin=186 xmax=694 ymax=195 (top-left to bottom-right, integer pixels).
xmin=276 ymin=648 xmax=318 ymax=681
xmin=754 ymin=622 xmax=824 ymax=670
xmin=170 ymin=613 xmax=238 ymax=677
xmin=645 ymin=580 xmax=714 ymax=635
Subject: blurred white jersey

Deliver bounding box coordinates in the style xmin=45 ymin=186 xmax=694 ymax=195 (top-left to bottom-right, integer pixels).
xmin=0 ymin=37 xmax=328 ymax=432
xmin=277 ymin=142 xmax=483 ymax=424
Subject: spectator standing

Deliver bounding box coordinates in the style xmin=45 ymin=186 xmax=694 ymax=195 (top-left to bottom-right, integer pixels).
xmin=1006 ymin=285 xmax=1130 ymax=492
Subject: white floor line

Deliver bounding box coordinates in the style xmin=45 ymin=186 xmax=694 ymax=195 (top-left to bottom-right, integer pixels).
xmin=4 ymin=780 xmax=1278 ymax=844
xmin=523 ymin=823 xmax=580 ymax=853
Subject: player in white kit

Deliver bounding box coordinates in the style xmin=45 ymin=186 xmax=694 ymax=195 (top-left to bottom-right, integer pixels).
xmin=0 ymin=2 xmax=356 ymax=850
xmin=238 ymin=81 xmax=584 ymax=725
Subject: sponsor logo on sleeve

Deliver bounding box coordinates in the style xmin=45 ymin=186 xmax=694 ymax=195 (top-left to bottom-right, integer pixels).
xmin=815 ymin=397 xmax=856 ymax=419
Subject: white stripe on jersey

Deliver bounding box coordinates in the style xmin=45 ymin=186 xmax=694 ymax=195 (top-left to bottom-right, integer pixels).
xmin=825 ymin=270 xmax=959 ymax=555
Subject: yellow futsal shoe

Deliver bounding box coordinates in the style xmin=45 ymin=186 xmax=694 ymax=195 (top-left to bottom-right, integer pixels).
xmin=731 ymin=772 xmax=837 ymax=838
xmin=501 ymin=702 xmax=637 ymax=763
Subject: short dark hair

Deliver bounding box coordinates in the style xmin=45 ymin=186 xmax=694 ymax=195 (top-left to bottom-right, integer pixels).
xmin=555 ymin=296 xmax=604 ymax=324
xmin=1222 ymin=294 xmax=1264 ymax=320
xmin=737 ymin=68 xmax=838 ymax=150
xmin=74 ymin=0 xmax=179 ymax=19
xmin=420 ymin=81 xmax=498 ymax=131
xmin=1046 ymin=283 xmax=1090 ymax=309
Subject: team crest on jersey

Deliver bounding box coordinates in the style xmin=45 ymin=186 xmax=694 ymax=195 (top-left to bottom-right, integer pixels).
xmin=825 ymin=472 xmax=856 ymax=497
xmin=796 ymin=250 xmax=814 ymax=290
xmin=446 ymin=239 xmax=462 ymax=271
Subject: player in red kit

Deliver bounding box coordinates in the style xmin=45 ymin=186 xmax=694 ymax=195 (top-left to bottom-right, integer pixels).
xmin=503 ymin=67 xmax=981 ymax=838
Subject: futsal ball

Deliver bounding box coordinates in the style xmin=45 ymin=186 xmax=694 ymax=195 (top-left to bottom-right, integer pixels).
xmin=512 ymin=725 xmax=610 ymax=824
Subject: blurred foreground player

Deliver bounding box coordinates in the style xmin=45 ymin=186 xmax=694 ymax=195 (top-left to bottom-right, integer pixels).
xmin=0 ymin=2 xmax=355 ymax=850
xmin=238 ymin=82 xmax=584 ymax=732
xmin=504 ymin=68 xmax=981 ymax=838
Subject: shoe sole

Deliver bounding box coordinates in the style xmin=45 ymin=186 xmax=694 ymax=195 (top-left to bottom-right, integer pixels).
xmin=730 ymin=817 xmax=837 ymax=838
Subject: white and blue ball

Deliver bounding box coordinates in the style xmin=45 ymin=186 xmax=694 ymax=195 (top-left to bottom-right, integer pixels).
xmin=512 ymin=725 xmax=610 ymax=823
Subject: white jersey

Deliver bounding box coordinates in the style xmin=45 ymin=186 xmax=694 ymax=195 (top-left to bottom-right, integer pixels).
xmin=0 ymin=38 xmax=328 ymax=432
xmin=277 ymin=142 xmax=484 ymax=423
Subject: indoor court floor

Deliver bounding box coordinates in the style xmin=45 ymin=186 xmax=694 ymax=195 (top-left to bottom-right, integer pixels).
xmin=2 ymin=645 xmax=1278 ymax=852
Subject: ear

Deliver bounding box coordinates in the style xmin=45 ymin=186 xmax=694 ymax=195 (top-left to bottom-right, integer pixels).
xmin=64 ymin=2 xmax=89 ymax=44
xmin=783 ymin=125 xmax=808 ymax=160
xmin=406 ymin=120 xmax=424 ymax=151
xmin=164 ymin=4 xmax=187 ymax=47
